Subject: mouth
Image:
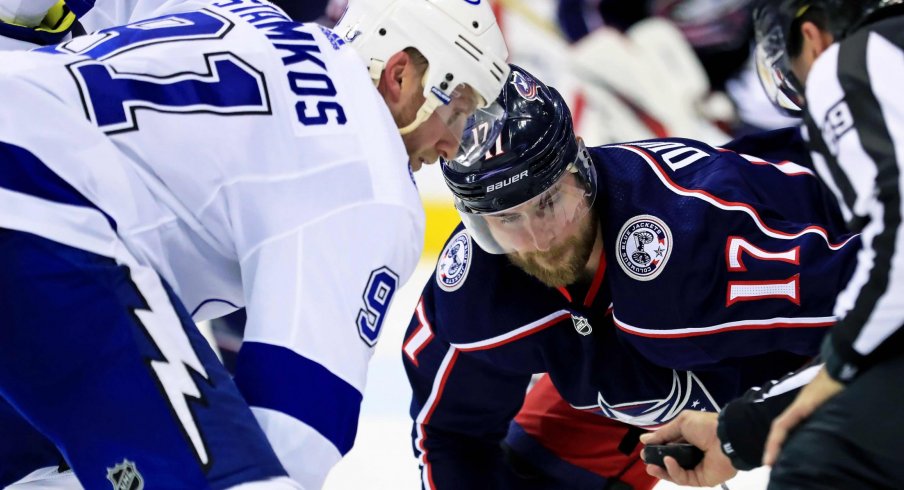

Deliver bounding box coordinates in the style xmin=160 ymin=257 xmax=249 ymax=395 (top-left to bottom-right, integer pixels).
xmin=533 ymin=244 xmax=572 ymax=267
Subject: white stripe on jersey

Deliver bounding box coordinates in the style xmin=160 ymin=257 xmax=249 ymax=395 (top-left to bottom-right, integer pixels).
xmin=612 ymin=314 xmax=835 ymax=338
xmin=414 ymin=347 xmax=459 ymax=490
xmin=807 ymin=33 xmax=904 ymax=357
xmin=754 ymin=364 xmax=822 ymax=403
xmin=847 ymin=33 xmax=904 ymax=354
xmin=0 ymin=188 xmax=118 ymax=258
xmin=449 ymin=310 xmax=572 ymax=351
xmin=404 ymin=299 xmax=435 ymax=366
xmin=805 ymin=42 xmax=878 ymax=219
xmin=807 ymin=143 xmax=856 ymax=223
xmin=615 ymin=144 xmax=857 ymax=250
xmin=832 ymin=178 xmax=883 ymax=329
xmin=732 ymin=152 xmax=816 ymax=177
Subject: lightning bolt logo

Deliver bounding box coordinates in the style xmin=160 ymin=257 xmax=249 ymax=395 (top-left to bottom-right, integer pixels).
xmin=131 ymin=266 xmax=210 ymax=466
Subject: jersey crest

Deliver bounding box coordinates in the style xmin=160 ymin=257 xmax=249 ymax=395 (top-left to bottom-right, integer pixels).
xmin=511 ymin=70 xmax=539 ymax=102
xmin=436 ymin=230 xmax=473 ymax=292
xmin=596 ymin=371 xmax=719 ymax=427
xmin=616 ymin=214 xmax=673 ymax=281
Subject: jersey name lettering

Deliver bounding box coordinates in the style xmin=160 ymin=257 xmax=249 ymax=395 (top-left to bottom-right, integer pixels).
xmin=213 ymin=0 xmax=347 ymax=126
xmin=633 ymin=141 xmax=711 ymax=171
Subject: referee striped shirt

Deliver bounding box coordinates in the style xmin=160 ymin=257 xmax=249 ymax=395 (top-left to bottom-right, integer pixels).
xmin=802 ymin=9 xmax=904 ymax=382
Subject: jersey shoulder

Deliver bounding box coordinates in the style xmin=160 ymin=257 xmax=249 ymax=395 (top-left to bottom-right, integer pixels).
xmin=425 ymin=224 xmax=569 ymax=345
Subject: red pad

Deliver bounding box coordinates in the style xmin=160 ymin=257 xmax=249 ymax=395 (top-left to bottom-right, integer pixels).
xmin=514 ymin=375 xmax=658 ymax=490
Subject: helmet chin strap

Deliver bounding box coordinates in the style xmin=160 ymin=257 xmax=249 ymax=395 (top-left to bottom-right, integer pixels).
xmin=368 ymin=59 xmax=386 ymax=86
xmin=398 ymin=97 xmax=441 ymax=135
xmin=370 ymin=62 xmax=443 ymax=135
xmin=398 ymin=69 xmax=440 ymax=135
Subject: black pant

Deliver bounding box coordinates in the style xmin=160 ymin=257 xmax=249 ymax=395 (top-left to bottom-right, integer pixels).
xmin=769 ymin=354 xmax=904 ymax=489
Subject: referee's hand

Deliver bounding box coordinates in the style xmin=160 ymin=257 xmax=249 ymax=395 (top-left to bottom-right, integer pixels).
xmin=763 ymin=366 xmax=844 ymax=466
xmin=640 ymin=411 xmax=736 ymax=487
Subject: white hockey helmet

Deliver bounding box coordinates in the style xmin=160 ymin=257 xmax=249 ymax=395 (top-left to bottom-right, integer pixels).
xmin=336 ymin=0 xmax=510 ymax=163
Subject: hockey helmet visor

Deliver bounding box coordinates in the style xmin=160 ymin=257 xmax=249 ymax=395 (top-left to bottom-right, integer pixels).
xmin=753 ymin=3 xmax=807 ymax=116
xmin=403 ymin=82 xmax=506 ymax=168
xmin=457 ymin=142 xmax=596 ymax=255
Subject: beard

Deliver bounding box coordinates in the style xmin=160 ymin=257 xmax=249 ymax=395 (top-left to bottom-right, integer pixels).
xmin=507 ymin=211 xmax=599 ymax=287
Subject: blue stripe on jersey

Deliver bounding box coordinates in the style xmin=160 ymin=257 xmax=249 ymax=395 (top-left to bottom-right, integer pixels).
xmin=234 ymin=342 xmax=363 ymax=455
xmin=0 ymin=141 xmax=116 ymax=229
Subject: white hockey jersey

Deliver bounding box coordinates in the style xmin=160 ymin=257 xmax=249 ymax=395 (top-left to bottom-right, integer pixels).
xmin=0 ymin=1 xmax=424 ymax=487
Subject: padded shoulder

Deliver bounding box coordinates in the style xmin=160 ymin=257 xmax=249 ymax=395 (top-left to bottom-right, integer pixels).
xmin=426 ymin=224 xmax=571 ymax=346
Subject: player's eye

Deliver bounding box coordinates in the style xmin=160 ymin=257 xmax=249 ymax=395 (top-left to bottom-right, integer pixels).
xmin=537 ymin=186 xmax=562 ymax=211
xmin=449 ymin=110 xmax=467 ymax=125
xmin=498 ymin=214 xmax=522 ymax=224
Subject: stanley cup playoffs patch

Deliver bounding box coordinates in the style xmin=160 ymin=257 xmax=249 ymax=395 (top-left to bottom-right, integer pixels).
xmin=616 ymin=215 xmax=673 ymax=281
xmin=436 ymin=230 xmax=473 ymax=292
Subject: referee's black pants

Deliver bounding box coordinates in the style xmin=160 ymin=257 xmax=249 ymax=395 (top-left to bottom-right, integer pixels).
xmin=768 ymin=354 xmax=904 ymax=490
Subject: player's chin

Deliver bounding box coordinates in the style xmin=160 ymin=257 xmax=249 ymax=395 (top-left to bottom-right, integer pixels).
xmin=532 ymin=243 xmax=575 ymax=270
xmin=409 ymin=158 xmax=423 ymax=172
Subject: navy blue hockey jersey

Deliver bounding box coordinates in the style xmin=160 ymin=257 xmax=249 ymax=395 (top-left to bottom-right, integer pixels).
xmin=402 ymin=129 xmax=859 ymax=489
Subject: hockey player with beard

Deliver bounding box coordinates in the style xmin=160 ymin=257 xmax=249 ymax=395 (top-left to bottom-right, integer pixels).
xmin=402 ymin=64 xmax=859 ymax=489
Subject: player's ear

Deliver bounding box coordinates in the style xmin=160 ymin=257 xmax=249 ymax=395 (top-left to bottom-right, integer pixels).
xmin=799 ymin=20 xmax=834 ymax=58
xmin=378 ymin=51 xmax=411 ymax=105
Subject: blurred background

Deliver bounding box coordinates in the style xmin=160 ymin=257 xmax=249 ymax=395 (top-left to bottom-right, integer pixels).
xmin=213 ymin=0 xmax=802 ymax=487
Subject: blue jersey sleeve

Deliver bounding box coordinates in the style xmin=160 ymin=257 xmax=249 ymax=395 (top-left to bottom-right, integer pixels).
xmin=402 ymin=284 xmax=534 ymax=490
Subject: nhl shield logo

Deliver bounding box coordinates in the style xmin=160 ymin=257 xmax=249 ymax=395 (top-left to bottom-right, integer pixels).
xmin=106 ymin=459 xmax=143 ymax=490
xmin=616 ymin=215 xmax=672 ymax=281
xmin=436 ymin=230 xmax=473 ymax=292
xmin=572 ymin=314 xmax=592 ymax=336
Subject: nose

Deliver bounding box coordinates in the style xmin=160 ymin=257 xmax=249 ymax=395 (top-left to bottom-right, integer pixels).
xmin=526 ymin=217 xmax=557 ymax=252
xmin=435 ymin=128 xmax=462 ymax=161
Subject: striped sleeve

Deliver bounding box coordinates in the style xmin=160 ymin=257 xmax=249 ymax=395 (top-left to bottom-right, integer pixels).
xmin=803 ymin=22 xmax=904 ymax=382
xmin=402 ymin=291 xmax=537 ymax=489
xmin=717 ymin=362 xmax=822 ymax=470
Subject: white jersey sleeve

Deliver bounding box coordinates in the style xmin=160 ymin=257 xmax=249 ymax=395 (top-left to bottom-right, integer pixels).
xmin=0 ymin=0 xmax=426 ymax=486
xmin=235 ymin=201 xmax=422 ymax=488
